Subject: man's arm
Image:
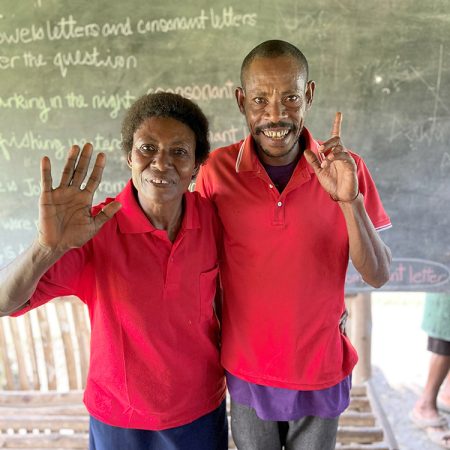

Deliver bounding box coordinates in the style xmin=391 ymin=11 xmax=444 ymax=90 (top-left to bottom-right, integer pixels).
xmin=0 ymin=144 xmax=121 ymax=316
xmin=304 ymin=112 xmax=391 ymax=288
xmin=337 ymin=194 xmax=391 ymax=287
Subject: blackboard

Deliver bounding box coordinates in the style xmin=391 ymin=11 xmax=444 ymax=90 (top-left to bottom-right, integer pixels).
xmin=1 ymin=0 xmax=449 ymax=292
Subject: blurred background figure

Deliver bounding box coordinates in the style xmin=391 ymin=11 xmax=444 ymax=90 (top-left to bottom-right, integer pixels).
xmin=410 ymin=293 xmax=450 ymax=449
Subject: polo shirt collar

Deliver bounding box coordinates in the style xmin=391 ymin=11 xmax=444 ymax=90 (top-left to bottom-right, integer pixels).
xmin=115 ymin=180 xmax=200 ymax=234
xmin=235 ymin=127 xmax=320 ymax=175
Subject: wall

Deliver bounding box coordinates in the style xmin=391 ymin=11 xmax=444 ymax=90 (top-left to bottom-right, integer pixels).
xmin=1 ymin=0 xmax=449 ymax=291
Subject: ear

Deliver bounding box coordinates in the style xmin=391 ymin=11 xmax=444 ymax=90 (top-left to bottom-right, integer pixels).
xmin=192 ymin=164 xmax=200 ymax=179
xmin=305 ymin=80 xmax=315 ymax=110
xmin=235 ymin=87 xmax=246 ymax=115
xmin=127 ymin=151 xmax=132 ymax=169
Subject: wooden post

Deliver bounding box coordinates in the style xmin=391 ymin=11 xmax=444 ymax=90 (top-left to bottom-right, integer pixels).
xmin=345 ymin=292 xmax=372 ymax=384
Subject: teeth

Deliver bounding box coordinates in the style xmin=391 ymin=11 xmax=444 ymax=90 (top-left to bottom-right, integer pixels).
xmin=151 ymin=179 xmax=170 ymax=184
xmin=263 ymin=129 xmax=289 ymax=139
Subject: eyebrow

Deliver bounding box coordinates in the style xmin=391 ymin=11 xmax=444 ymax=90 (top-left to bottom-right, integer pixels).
xmin=135 ymin=137 xmax=193 ymax=147
xmin=246 ymin=89 xmax=302 ymax=96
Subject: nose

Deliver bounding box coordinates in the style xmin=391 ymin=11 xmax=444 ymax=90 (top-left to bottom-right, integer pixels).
xmin=264 ymin=99 xmax=286 ymax=122
xmin=151 ymin=150 xmax=172 ymax=171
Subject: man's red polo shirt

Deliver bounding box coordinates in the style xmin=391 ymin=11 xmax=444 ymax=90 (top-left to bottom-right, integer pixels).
xmin=15 ymin=181 xmax=226 ymax=430
xmin=196 ymin=129 xmax=391 ymax=390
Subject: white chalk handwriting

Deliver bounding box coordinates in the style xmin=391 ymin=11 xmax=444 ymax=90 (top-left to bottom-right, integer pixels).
xmin=0 ymin=16 xmax=133 ymax=45
xmin=0 ymin=84 xmax=235 ymax=124
xmin=346 ymin=258 xmax=450 ymax=291
xmin=0 ymin=131 xmax=122 ymax=162
xmin=208 ymin=125 xmax=248 ymax=145
xmin=146 ymin=81 xmax=234 ymax=102
xmin=0 ymin=8 xmax=257 ymax=46
xmin=53 ymin=47 xmax=138 ymax=78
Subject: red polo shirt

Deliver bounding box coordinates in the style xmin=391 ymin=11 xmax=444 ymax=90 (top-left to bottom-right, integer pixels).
xmin=196 ymin=129 xmax=391 ymax=390
xmin=15 ymin=181 xmax=226 ymax=430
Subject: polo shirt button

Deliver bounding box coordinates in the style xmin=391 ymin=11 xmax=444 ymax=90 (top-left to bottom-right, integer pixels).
xmin=277 ymin=201 xmax=283 ymax=207
xmin=269 ymin=184 xmax=273 ymax=189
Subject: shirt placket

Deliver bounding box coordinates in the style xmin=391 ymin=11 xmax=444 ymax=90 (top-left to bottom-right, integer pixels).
xmin=255 ymin=170 xmax=286 ymax=227
xmin=163 ymin=231 xmax=185 ymax=296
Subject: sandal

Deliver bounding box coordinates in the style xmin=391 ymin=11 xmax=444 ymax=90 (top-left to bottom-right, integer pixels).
xmin=409 ymin=409 xmax=448 ymax=429
xmin=427 ymin=428 xmax=450 ymax=449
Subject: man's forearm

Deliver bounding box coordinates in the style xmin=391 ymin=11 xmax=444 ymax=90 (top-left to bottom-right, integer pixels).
xmin=339 ymin=193 xmax=392 ymax=288
xmin=0 ymin=240 xmax=64 ymax=316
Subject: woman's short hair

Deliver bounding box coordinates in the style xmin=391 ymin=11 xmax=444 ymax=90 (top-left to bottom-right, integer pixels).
xmin=121 ymin=92 xmax=210 ymax=165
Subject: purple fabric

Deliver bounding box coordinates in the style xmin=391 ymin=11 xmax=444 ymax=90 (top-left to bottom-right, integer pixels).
xmin=226 ymin=371 xmax=351 ymax=421
xmin=261 ymin=159 xmax=298 ymax=192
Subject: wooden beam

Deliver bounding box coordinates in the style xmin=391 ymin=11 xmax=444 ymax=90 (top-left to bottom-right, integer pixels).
xmin=337 ymin=426 xmax=384 ymax=444
xmin=346 ymin=293 xmax=372 ymax=384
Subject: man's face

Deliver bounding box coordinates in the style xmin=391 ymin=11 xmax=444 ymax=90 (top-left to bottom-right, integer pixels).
xmin=236 ymin=56 xmax=315 ymax=166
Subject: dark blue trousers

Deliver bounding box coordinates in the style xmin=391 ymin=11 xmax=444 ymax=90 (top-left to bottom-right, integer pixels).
xmin=89 ymin=400 xmax=228 ymax=450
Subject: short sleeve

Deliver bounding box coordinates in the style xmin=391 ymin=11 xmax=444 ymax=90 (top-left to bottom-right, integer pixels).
xmin=355 ymin=155 xmax=392 ymax=231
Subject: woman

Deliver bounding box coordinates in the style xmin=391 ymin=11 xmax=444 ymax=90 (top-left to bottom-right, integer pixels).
xmin=0 ymin=93 xmax=227 ymax=450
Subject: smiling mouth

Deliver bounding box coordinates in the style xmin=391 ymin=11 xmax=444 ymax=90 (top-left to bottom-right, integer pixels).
xmin=262 ymin=129 xmax=290 ymax=139
xmin=148 ymin=178 xmax=172 ymax=186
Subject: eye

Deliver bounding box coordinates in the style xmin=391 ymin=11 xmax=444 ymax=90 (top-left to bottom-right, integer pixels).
xmin=173 ymin=147 xmax=190 ymax=157
xmin=137 ymin=144 xmax=156 ymax=154
xmin=284 ymin=95 xmax=300 ymax=103
xmin=253 ymin=97 xmax=266 ymax=105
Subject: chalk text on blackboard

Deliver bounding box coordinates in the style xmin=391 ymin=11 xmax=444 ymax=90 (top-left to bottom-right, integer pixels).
xmin=92 ymin=91 xmax=136 ymax=119
xmin=210 ymin=7 xmax=257 ymax=29
xmin=53 ymin=47 xmax=138 ymax=78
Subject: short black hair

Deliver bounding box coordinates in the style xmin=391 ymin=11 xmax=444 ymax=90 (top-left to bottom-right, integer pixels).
xmin=240 ymin=40 xmax=309 ymax=87
xmin=121 ymin=92 xmax=210 ymax=166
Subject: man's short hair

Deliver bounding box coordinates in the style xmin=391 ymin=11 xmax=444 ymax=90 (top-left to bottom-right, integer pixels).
xmin=121 ymin=92 xmax=210 ymax=166
xmin=240 ymin=40 xmax=309 ymax=87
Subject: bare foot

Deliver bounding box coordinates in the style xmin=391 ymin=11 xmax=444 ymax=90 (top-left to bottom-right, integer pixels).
xmin=413 ymin=401 xmax=442 ymax=421
xmin=410 ymin=407 xmax=448 ymax=428
xmin=438 ymin=395 xmax=450 ymax=413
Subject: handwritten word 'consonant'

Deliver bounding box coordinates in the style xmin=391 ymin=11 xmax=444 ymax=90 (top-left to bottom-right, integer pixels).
xmin=147 ymin=81 xmax=234 ymax=102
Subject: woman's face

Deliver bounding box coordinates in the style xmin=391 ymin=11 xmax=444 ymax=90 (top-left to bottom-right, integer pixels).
xmin=128 ymin=116 xmax=197 ymax=211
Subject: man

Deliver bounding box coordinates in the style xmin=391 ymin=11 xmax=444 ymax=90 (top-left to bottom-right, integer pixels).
xmin=196 ymin=40 xmax=392 ymax=449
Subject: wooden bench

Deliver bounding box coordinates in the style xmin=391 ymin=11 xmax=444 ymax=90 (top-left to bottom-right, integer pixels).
xmin=0 ymin=297 xmax=90 ymax=449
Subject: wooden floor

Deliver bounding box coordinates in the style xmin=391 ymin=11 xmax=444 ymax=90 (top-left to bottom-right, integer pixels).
xmin=0 ymin=385 xmax=397 ymax=449
xmin=0 ymin=298 xmax=398 ymax=449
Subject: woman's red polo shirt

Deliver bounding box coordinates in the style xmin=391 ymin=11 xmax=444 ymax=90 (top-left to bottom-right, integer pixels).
xmin=15 ymin=181 xmax=226 ymax=430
